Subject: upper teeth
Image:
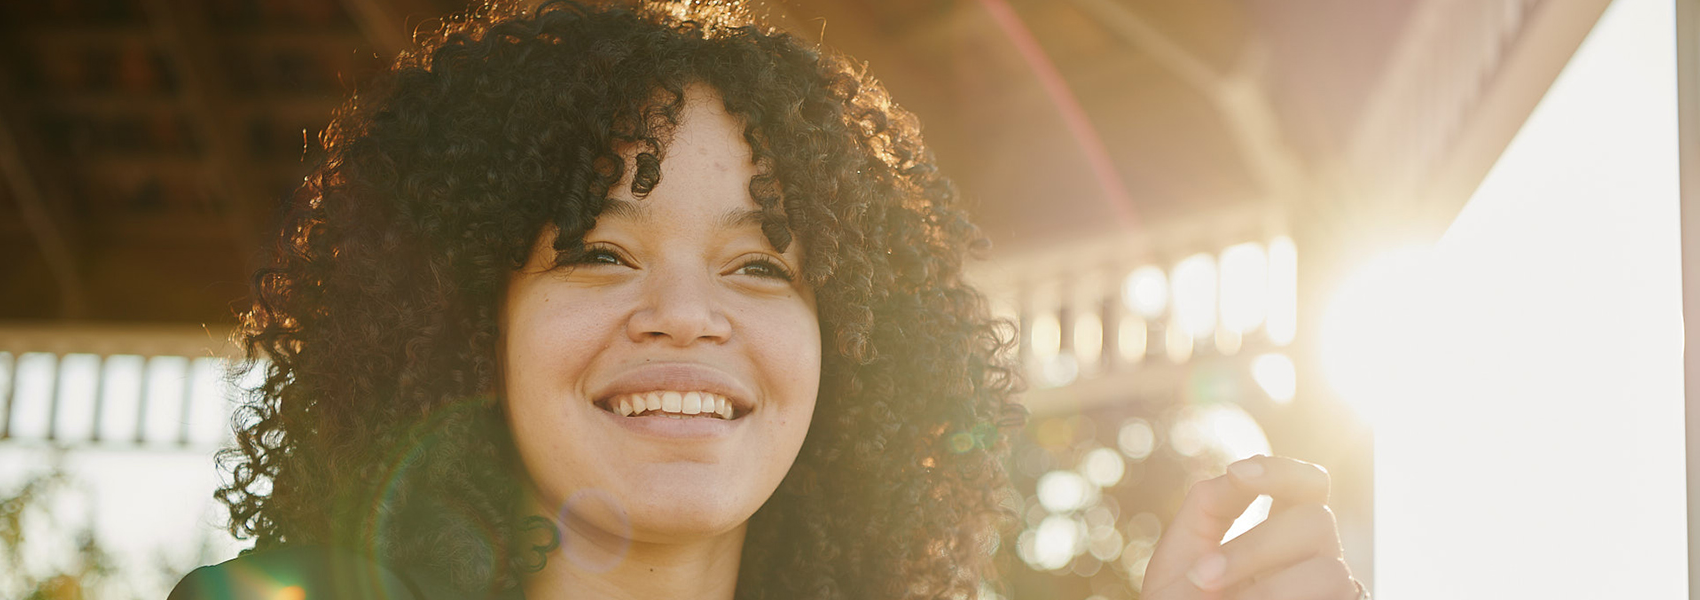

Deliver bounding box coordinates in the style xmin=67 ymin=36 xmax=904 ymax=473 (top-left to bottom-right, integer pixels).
xmin=612 ymin=391 xmax=735 ymax=420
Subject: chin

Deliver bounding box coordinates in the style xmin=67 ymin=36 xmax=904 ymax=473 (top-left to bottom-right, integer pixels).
xmin=621 ymin=492 xmax=753 ymax=541
xmin=595 ymin=465 xmax=762 ymax=539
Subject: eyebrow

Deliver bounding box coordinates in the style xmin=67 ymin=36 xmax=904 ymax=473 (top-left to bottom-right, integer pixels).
xmin=602 ymin=198 xmax=767 ymax=231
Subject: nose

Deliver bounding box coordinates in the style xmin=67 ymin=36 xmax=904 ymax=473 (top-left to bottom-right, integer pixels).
xmin=627 ymin=266 xmax=732 ymax=345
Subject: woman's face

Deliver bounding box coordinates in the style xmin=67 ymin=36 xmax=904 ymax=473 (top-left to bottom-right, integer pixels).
xmin=501 ymin=88 xmax=821 ymax=545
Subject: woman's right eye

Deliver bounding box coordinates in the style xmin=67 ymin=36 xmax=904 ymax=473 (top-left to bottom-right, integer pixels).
xmin=566 ymin=244 xmax=628 ymax=268
xmin=584 ymin=248 xmax=623 ymax=264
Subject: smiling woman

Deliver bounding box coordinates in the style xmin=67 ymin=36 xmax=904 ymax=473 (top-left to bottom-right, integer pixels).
xmin=168 ymin=2 xmax=1025 ymax=599
xmin=165 ymin=2 xmax=1360 ymax=600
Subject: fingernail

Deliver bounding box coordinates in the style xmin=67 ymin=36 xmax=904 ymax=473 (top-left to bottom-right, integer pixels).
xmin=1187 ymin=553 xmax=1227 ymax=590
xmin=1229 ymin=460 xmax=1264 ymax=480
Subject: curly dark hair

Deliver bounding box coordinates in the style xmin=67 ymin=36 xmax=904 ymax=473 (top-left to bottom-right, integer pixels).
xmin=218 ymin=1 xmax=1026 ymax=597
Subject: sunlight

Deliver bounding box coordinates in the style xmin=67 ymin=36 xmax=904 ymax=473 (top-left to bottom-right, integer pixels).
xmin=1320 ymin=0 xmax=1687 ymax=597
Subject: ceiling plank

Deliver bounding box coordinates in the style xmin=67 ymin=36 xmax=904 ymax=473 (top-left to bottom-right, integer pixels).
xmin=139 ymin=0 xmax=263 ymax=257
xmin=0 ymin=104 xmax=87 ymax=318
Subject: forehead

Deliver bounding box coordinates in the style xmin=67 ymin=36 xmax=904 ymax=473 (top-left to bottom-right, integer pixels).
xmin=662 ymin=87 xmax=754 ymax=178
xmin=601 ymin=86 xmax=764 ymax=225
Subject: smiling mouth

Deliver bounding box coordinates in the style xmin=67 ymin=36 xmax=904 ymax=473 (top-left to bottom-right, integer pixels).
xmin=598 ymin=391 xmax=738 ymax=420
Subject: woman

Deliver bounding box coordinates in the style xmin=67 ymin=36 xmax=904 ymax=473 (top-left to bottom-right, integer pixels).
xmin=172 ymin=2 xmax=1364 ymax=599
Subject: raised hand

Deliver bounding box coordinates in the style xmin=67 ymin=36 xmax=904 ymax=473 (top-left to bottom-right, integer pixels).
xmin=1139 ymin=456 xmax=1365 ymax=600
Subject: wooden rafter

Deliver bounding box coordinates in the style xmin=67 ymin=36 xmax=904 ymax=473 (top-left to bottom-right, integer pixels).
xmin=139 ymin=0 xmax=263 ymax=257
xmin=0 ymin=103 xmax=87 ymax=318
xmin=1066 ymin=0 xmax=1307 ymax=204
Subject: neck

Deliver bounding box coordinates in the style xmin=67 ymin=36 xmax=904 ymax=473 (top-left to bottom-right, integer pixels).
xmin=520 ymin=506 xmax=745 ymax=600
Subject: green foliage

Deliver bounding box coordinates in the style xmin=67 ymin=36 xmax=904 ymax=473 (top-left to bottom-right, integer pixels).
xmin=0 ymin=453 xmax=115 ymax=600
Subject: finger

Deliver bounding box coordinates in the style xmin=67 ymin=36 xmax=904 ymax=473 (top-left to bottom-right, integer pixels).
xmin=1228 ymin=555 xmax=1359 ymax=600
xmin=1186 ymin=503 xmax=1342 ymax=592
xmin=1227 ymin=456 xmax=1329 ymax=513
xmin=1149 ymin=474 xmax=1259 ymax=580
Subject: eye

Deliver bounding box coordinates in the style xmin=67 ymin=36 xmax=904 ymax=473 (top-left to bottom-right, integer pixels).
xmin=734 ymin=256 xmax=795 ymax=281
xmin=569 ymin=244 xmax=629 ymax=267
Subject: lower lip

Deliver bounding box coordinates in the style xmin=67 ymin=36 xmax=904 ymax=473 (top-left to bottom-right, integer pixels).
xmin=597 ymin=406 xmax=742 ymax=439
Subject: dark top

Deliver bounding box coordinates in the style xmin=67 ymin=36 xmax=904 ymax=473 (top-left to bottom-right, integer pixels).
xmin=167 ymin=546 xmax=525 ymax=600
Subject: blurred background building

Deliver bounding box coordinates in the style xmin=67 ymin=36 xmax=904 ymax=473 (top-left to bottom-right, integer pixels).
xmin=0 ymin=0 xmax=1688 ymax=599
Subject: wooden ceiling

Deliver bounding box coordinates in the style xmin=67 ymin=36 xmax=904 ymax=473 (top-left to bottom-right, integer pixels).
xmin=0 ymin=0 xmax=1562 ymax=324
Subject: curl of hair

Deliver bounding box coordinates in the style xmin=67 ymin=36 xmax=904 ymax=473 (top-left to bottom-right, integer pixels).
xmin=217 ymin=2 xmax=1026 ymax=597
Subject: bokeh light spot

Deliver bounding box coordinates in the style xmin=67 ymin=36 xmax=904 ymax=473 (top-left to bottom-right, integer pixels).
xmin=1116 ymin=418 xmax=1156 ymax=460
xmin=1034 ymin=418 xmax=1074 ymax=450
xmin=1036 ymin=470 xmax=1092 ymax=513
xmin=1087 ymin=524 xmax=1125 ymax=561
xmin=1164 ymin=322 xmax=1193 ymax=363
xmin=1122 ymin=266 xmax=1168 ymax=318
xmin=1073 ymin=312 xmax=1103 ymax=370
xmin=1219 ymin=242 xmax=1270 ymax=333
xmin=1078 ymin=447 xmax=1125 ymax=487
xmin=1033 ymin=514 xmax=1083 ymax=570
xmin=1029 ymin=312 xmax=1061 ymax=359
xmin=1171 ymin=254 xmax=1218 ymax=337
xmin=1117 ymin=315 xmax=1147 ymax=363
xmin=1213 ymin=327 xmax=1242 ymax=356
xmin=1040 ymin=354 xmax=1080 ymax=387
xmin=949 ymin=432 xmax=976 ymax=453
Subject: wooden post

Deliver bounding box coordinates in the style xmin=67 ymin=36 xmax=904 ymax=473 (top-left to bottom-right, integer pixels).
xmin=1675 ymin=0 xmax=1700 ymax=596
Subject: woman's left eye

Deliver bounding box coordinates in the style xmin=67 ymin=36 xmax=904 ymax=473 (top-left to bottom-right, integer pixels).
xmin=734 ymin=257 xmax=795 ymax=281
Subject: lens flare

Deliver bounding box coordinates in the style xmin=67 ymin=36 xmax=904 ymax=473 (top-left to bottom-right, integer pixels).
xmin=556 ymin=488 xmax=632 ymax=573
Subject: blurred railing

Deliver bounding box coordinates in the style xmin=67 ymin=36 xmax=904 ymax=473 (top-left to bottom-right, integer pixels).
xmin=966 ymin=209 xmax=1312 ymax=592
xmin=0 ymin=324 xmax=243 ymax=449
xmin=969 ymin=208 xmax=1298 ymax=416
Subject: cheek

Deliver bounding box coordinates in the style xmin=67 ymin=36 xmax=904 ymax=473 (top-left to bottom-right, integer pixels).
xmin=502 ymin=290 xmax=626 ymax=414
xmin=754 ymin=302 xmax=823 ymax=419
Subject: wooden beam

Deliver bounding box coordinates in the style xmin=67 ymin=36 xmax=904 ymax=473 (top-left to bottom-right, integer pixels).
xmin=1676 ymin=1 xmax=1700 ymax=596
xmin=0 ymin=71 xmax=87 ymax=318
xmin=0 ymin=118 xmax=86 ymax=318
xmin=1067 ymin=0 xmax=1307 ymax=204
xmin=139 ymin=0 xmax=265 ymax=257
xmin=1343 ymin=0 xmax=1611 ymax=240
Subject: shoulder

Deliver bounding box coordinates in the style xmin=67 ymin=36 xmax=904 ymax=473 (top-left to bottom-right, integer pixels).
xmin=167 ymin=546 xmax=429 ymax=600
